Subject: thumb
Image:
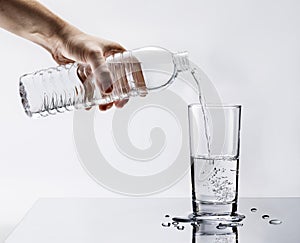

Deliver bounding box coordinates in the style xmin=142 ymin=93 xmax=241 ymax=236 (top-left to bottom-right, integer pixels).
xmin=87 ymin=52 xmax=113 ymax=94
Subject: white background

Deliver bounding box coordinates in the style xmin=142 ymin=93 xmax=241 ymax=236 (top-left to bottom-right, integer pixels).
xmin=0 ymin=0 xmax=300 ymax=240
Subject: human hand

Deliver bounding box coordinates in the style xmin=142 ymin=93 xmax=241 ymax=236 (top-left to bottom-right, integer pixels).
xmin=51 ymin=25 xmax=130 ymax=111
xmin=0 ymin=0 xmax=146 ymax=110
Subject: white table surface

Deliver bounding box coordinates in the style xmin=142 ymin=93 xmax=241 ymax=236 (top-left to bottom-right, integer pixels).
xmin=4 ymin=197 xmax=300 ymax=243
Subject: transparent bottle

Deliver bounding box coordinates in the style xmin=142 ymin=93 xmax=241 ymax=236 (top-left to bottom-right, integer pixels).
xmin=19 ymin=46 xmax=190 ymax=118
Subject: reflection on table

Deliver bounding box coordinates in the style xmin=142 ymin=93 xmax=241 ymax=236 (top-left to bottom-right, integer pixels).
xmin=5 ymin=198 xmax=300 ymax=243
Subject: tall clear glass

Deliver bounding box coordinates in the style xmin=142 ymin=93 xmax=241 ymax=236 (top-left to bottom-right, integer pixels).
xmin=188 ymin=104 xmax=243 ymax=221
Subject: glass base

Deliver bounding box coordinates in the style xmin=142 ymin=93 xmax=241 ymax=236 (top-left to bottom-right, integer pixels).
xmin=172 ymin=212 xmax=245 ymax=225
xmin=192 ymin=199 xmax=239 ymax=215
xmin=189 ymin=212 xmax=245 ymax=223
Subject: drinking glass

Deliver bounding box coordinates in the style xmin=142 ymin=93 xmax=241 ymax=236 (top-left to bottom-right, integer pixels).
xmin=188 ymin=104 xmax=244 ymax=221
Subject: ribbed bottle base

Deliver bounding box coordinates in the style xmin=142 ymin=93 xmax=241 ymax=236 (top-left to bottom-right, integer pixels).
xmin=19 ymin=82 xmax=32 ymax=117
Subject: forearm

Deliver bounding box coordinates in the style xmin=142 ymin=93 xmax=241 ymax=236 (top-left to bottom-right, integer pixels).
xmin=0 ymin=0 xmax=77 ymax=53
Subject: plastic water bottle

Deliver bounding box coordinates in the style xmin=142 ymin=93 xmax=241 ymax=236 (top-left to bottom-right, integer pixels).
xmin=19 ymin=46 xmax=190 ymax=118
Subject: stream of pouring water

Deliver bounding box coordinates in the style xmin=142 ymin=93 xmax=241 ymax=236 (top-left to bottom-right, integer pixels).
xmin=189 ymin=63 xmax=212 ymax=157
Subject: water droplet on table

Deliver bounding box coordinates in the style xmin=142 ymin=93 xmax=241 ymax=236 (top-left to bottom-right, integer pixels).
xmin=262 ymin=214 xmax=270 ymax=219
xmin=172 ymin=221 xmax=179 ymax=226
xmin=172 ymin=217 xmax=193 ymax=223
xmin=269 ymin=219 xmax=282 ymax=225
xmin=250 ymin=207 xmax=257 ymax=212
xmin=162 ymin=222 xmax=171 ymax=227
xmin=177 ymin=225 xmax=185 ymax=230
xmin=165 ymin=214 xmax=170 ymax=218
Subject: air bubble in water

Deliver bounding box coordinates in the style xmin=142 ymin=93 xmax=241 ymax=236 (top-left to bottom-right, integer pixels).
xmin=228 ymin=222 xmax=243 ymax=227
xmin=262 ymin=214 xmax=270 ymax=219
xmin=250 ymin=208 xmax=257 ymax=212
xmin=162 ymin=222 xmax=171 ymax=227
xmin=216 ymin=224 xmax=227 ymax=230
xmin=269 ymin=219 xmax=282 ymax=225
xmin=216 ymin=222 xmax=243 ymax=230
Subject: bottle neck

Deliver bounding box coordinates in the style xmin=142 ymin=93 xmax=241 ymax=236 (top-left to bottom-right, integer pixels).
xmin=173 ymin=51 xmax=190 ymax=72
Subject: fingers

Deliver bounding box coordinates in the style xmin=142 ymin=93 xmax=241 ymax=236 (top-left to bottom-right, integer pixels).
xmin=115 ymin=62 xmax=131 ymax=97
xmin=84 ymin=102 xmax=114 ymax=111
xmin=114 ymin=99 xmax=129 ymax=108
xmin=86 ymin=51 xmax=115 ymax=111
xmin=96 ymin=99 xmax=128 ymax=111
xmin=132 ymin=62 xmax=147 ymax=97
xmin=85 ymin=43 xmax=130 ymax=112
xmin=77 ymin=64 xmax=92 ymax=82
xmin=97 ymin=99 xmax=129 ymax=111
xmin=51 ymin=52 xmax=75 ymax=65
xmin=103 ymin=43 xmax=126 ymax=57
xmin=101 ymin=45 xmax=127 ymax=112
xmin=97 ymin=99 xmax=128 ymax=111
xmin=87 ymin=51 xmax=113 ymax=94
xmin=124 ymin=55 xmax=147 ymax=97
xmin=99 ymin=102 xmax=114 ymax=111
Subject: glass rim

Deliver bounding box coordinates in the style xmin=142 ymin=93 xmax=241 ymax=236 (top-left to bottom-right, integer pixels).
xmin=188 ymin=103 xmax=242 ymax=109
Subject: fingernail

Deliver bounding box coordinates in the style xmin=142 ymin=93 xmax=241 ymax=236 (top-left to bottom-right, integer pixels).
xmin=104 ymin=84 xmax=113 ymax=94
xmin=94 ymin=65 xmax=114 ymax=94
xmin=99 ymin=102 xmax=113 ymax=111
xmin=99 ymin=105 xmax=107 ymax=111
xmin=106 ymin=102 xmax=113 ymax=109
xmin=115 ymin=99 xmax=129 ymax=108
xmin=100 ymin=78 xmax=112 ymax=92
